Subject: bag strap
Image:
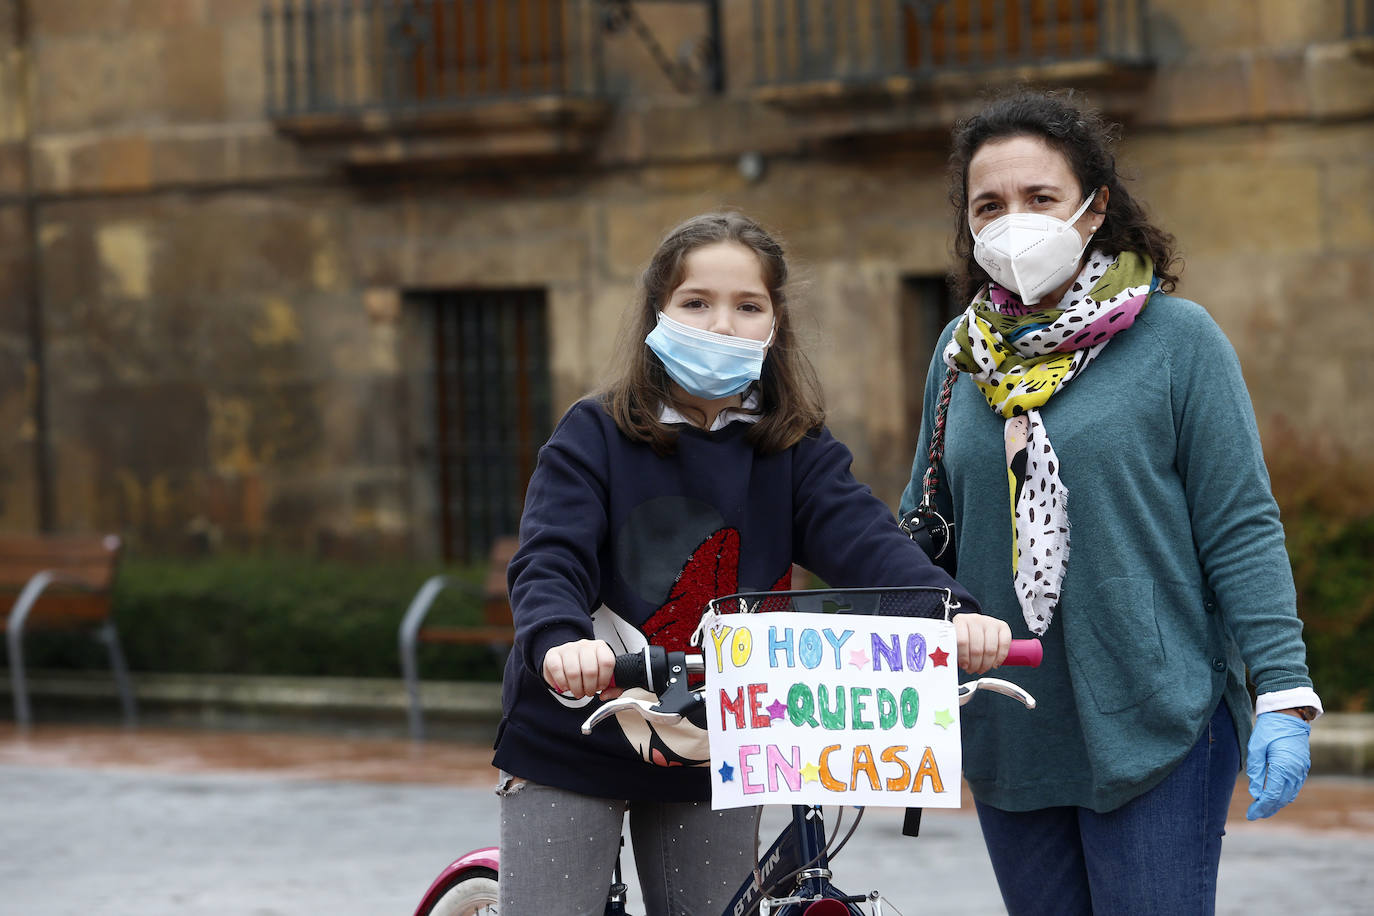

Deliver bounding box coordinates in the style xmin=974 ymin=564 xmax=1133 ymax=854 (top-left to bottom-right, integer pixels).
xmin=919 ymin=366 xmax=959 ymax=512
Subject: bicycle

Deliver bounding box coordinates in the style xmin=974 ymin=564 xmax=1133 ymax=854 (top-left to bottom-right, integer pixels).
xmin=411 ymin=586 xmax=1040 ymax=916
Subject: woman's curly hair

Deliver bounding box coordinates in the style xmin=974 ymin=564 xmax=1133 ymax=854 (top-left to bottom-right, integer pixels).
xmin=948 ymin=88 xmax=1181 ymax=303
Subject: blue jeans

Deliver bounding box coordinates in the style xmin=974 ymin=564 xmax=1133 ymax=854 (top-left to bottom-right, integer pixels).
xmin=975 ymin=701 xmax=1239 ymax=916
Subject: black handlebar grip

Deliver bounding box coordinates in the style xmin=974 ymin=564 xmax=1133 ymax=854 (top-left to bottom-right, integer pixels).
xmin=612 ymin=651 xmax=653 ymax=691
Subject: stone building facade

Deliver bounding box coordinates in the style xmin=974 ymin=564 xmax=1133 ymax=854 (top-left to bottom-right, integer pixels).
xmin=1 ymin=0 xmax=1371 ymax=562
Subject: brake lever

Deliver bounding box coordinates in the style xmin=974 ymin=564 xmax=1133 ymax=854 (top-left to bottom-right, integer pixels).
xmin=581 ymin=696 xmax=685 ymax=734
xmin=958 ymin=677 xmax=1036 ymax=709
xmin=580 ymin=648 xmax=706 ymax=734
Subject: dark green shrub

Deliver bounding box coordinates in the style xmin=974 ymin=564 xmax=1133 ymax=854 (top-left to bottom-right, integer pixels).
xmin=1265 ymin=419 xmax=1374 ymax=711
xmin=22 ymin=553 xmax=506 ymax=681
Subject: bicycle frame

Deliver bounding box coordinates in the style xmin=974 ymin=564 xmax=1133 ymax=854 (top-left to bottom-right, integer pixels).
xmin=724 ymin=804 xmax=877 ymax=916
xmin=410 ymin=804 xmax=874 ymax=916
xmin=414 ymin=587 xmax=1039 ymax=915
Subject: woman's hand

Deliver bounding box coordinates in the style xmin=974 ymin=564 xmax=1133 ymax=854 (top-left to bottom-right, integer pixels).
xmin=1246 ymin=710 xmax=1312 ymax=820
xmin=542 ymin=638 xmax=615 ymax=698
xmin=955 ymin=613 xmax=1012 ymax=674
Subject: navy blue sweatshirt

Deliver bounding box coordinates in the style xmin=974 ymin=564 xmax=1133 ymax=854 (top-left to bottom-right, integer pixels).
xmin=492 ymin=399 xmax=978 ymax=801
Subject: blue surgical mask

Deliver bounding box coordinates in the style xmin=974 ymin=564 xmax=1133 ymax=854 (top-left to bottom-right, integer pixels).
xmin=645 ymin=311 xmax=774 ymax=400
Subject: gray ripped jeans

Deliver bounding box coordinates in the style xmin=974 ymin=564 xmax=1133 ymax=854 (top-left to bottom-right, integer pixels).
xmin=497 ymin=774 xmax=758 ymax=915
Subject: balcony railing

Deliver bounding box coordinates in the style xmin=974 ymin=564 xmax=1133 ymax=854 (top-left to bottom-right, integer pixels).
xmin=750 ymin=0 xmax=1150 ymax=87
xmin=263 ymin=0 xmax=607 ymax=118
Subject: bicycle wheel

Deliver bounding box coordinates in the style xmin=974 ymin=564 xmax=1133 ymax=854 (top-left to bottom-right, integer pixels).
xmin=417 ymin=866 xmax=499 ymax=916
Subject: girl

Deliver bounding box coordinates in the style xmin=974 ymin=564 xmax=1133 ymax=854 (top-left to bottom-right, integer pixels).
xmin=494 ymin=211 xmax=1010 ymax=915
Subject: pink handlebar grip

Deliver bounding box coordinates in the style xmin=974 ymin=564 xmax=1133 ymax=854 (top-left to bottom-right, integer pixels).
xmin=1004 ymin=639 xmax=1043 ymax=667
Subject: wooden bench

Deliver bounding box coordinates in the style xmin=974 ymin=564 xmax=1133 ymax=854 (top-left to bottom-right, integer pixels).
xmin=399 ymin=536 xmax=518 ymax=740
xmin=1 ymin=533 xmax=137 ymax=727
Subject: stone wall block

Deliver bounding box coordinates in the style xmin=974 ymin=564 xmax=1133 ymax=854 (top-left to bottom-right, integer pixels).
xmin=148 ymin=132 xmax=234 ymax=187
xmin=0 ymin=335 xmax=37 ymax=532
xmin=65 ymin=383 xmax=210 ymax=489
xmin=350 ymin=473 xmax=412 ymax=539
xmin=189 ymin=299 xmax=295 ymax=394
xmin=602 ymin=194 xmax=726 ymax=279
xmin=1138 ymin=59 xmax=1254 ymax=127
xmin=807 ymin=260 xmax=903 ymax=483
xmin=1146 ymin=0 xmax=1333 ymax=56
xmin=1149 ymin=161 xmax=1323 ymax=258
xmin=210 ymin=379 xmax=327 ymax=476
xmin=148 ymin=194 xmax=337 ymax=299
xmin=563 ymin=281 xmax=634 ymax=400
xmin=36 ymin=0 xmax=201 ymax=35
xmin=95 ymin=220 xmax=155 ymax=299
xmin=0 ymin=427 xmax=39 ymax=532
xmin=222 ymin=19 xmax=267 ymax=120
xmin=1259 ymin=0 xmax=1346 ymax=48
xmin=635 ymin=162 xmax=743 ymax=194
xmin=263 ymin=471 xmax=344 ymax=553
xmin=35 ymin=129 xmax=316 ymax=196
xmin=230 ymin=129 xmax=328 ymax=184
xmin=295 ymin=292 xmax=376 ymax=378
xmin=46 ymin=291 xmax=206 ymax=389
xmin=1306 ymin=42 xmax=1374 ymax=121
xmin=1248 ymin=52 xmax=1311 ymax=120
xmin=1218 ymin=253 xmax=1374 ymax=456
xmin=0 ymin=205 xmax=33 ymax=335
xmin=73 ymin=134 xmax=155 ymax=194
xmin=1324 ymin=162 xmax=1374 ymax=249
xmin=347 ymin=376 xmax=407 ymax=468
xmin=35 ymin=32 xmax=165 ymax=132
xmin=205 ymin=0 xmax=269 ymax=25
xmin=0 ymin=141 xmax=27 ymax=197
xmin=200 ymin=471 xmax=268 ymax=543
xmin=405 ymin=190 xmax=581 ymax=249
xmin=36 ymin=215 xmax=99 ymax=313
xmin=406 ymin=226 xmax=588 ymax=290
xmin=162 ymin=25 xmax=228 ymax=122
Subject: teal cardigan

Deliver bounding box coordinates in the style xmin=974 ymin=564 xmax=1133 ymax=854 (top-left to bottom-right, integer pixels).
xmin=900 ymin=294 xmax=1314 ymax=813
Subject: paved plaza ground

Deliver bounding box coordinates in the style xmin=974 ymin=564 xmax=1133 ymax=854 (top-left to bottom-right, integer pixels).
xmin=1 ymin=724 xmax=1372 ymax=915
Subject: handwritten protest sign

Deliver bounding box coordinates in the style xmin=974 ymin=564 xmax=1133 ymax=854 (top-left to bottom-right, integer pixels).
xmin=701 ymin=610 xmax=961 ymax=809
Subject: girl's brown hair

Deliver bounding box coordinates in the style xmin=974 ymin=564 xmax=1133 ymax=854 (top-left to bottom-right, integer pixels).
xmin=598 ymin=211 xmax=825 ymax=454
xmin=948 ymin=88 xmax=1181 ymax=303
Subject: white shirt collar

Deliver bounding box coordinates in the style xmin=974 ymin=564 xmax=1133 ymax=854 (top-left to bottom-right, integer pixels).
xmin=658 ymin=389 xmax=762 ymax=431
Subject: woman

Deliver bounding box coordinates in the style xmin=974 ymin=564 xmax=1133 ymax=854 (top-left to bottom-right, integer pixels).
xmin=900 ymin=90 xmax=1322 ymax=915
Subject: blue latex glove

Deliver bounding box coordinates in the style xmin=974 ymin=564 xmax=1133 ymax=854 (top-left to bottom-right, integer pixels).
xmin=1245 ymin=711 xmax=1311 ymax=820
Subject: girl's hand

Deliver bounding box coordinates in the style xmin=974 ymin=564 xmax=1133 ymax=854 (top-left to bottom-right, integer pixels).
xmin=542 ymin=638 xmax=616 ymax=698
xmin=955 ymin=613 xmax=1012 ymax=674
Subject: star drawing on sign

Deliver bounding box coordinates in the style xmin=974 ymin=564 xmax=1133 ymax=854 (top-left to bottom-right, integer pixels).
xmin=930 ymin=646 xmax=950 ymax=667
xmin=934 ymin=708 xmax=955 ymax=729
xmin=848 ymin=648 xmax=870 ymax=669
xmin=718 ymin=760 xmax=735 ymax=783
xmin=801 ymin=762 xmax=820 ymax=784
xmin=766 ymin=699 xmax=787 ymax=720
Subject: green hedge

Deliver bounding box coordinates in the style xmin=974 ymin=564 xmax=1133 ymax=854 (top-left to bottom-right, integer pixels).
xmin=21 ymin=554 xmax=507 ymax=682
xmin=1289 ymin=511 xmax=1374 ymax=711
xmin=17 ymin=464 xmax=1374 ymax=706
xmin=1267 ymin=424 xmax=1374 ymax=713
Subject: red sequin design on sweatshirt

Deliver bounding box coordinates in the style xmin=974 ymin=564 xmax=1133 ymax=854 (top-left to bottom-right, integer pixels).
xmin=641 ymin=528 xmax=792 ymax=651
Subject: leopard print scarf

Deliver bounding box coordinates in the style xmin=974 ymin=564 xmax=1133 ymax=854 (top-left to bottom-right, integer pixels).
xmin=944 ymin=250 xmax=1155 ymax=635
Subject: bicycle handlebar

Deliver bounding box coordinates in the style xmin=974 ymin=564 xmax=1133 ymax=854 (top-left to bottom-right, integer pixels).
xmin=588 ymin=638 xmax=1041 ymax=733
xmin=1004 ymin=639 xmax=1042 ymax=667
xmin=608 ymin=638 xmax=1041 ymax=691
